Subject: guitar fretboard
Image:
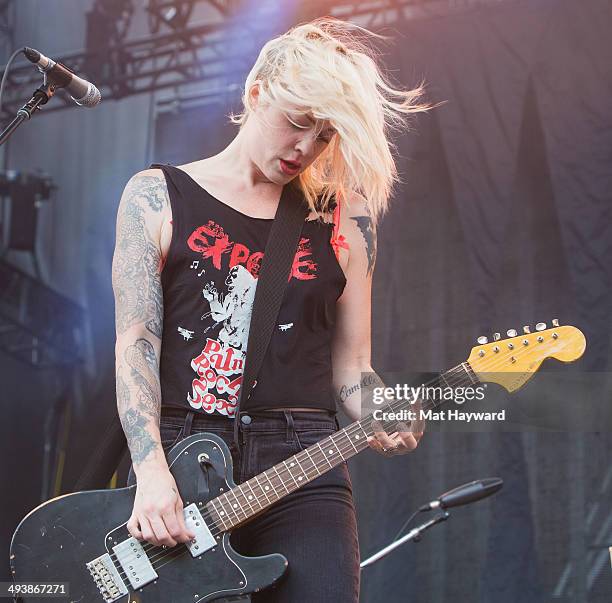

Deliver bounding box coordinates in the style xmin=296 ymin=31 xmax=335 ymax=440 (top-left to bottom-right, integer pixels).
xmin=207 ymin=362 xmax=477 ymax=532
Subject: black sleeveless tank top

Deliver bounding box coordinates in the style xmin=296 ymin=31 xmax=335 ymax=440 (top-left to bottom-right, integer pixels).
xmin=153 ymin=163 xmax=347 ymax=418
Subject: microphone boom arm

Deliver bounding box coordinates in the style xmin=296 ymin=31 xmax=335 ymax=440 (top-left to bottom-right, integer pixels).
xmin=360 ymin=512 xmax=450 ymax=569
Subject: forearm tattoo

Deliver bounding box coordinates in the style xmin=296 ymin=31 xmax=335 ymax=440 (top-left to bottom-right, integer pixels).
xmin=119 ymin=406 xmax=159 ymax=465
xmin=116 ymin=339 xmax=162 ymax=465
xmin=350 ymin=204 xmax=377 ymax=275
xmin=124 ymin=338 xmax=161 ymax=422
xmin=115 ymin=370 xmax=131 ymax=414
xmin=113 ymin=175 xmax=166 ymax=337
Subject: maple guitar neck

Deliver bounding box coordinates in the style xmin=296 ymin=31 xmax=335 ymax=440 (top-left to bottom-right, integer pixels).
xmin=203 ymin=323 xmax=586 ymax=533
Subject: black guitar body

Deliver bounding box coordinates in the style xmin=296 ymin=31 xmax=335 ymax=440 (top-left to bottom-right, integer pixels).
xmin=10 ymin=433 xmax=288 ymax=602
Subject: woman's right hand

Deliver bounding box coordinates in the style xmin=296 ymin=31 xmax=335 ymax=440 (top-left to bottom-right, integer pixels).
xmin=127 ymin=466 xmax=196 ymax=547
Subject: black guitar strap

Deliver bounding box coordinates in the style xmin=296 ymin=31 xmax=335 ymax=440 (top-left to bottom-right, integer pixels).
xmin=232 ymin=180 xmax=310 ymax=459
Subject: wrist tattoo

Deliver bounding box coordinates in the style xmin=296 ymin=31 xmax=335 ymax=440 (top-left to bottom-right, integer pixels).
xmin=120 ymin=407 xmax=158 ymax=465
xmin=338 ymin=373 xmax=379 ymax=404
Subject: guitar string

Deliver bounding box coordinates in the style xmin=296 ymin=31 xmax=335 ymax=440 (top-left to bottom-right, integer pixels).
xmin=109 ymin=336 xmax=558 ymax=579
xmin=109 ymin=342 xmax=537 ymax=580
xmin=152 ymin=334 xmax=540 ymax=540
xmin=153 ymin=338 xmax=536 ymax=536
xmin=109 ymin=340 xmax=545 ymax=577
xmin=111 ymin=388 xmax=442 ymax=576
xmin=110 ymin=363 xmax=465 ymax=567
xmin=140 ymin=367 xmax=492 ymax=574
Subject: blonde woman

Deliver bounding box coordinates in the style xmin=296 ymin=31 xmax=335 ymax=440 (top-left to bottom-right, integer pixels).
xmin=113 ymin=16 xmax=428 ymax=602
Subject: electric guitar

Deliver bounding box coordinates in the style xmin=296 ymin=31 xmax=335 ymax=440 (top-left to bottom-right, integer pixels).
xmin=9 ymin=322 xmax=586 ymax=602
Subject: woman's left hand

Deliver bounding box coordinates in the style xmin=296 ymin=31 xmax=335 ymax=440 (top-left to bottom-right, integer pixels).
xmin=367 ymin=420 xmax=424 ymax=456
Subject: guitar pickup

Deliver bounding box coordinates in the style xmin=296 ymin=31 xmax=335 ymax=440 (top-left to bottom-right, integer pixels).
xmin=184 ymin=503 xmax=216 ymax=558
xmin=113 ymin=537 xmax=158 ymax=590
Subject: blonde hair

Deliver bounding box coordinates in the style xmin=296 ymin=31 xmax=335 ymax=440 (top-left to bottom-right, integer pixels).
xmin=229 ymin=16 xmax=433 ymax=226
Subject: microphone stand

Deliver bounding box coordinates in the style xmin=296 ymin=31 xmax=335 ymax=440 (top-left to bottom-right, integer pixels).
xmin=360 ymin=511 xmax=450 ymax=569
xmin=0 ymin=80 xmax=56 ymax=147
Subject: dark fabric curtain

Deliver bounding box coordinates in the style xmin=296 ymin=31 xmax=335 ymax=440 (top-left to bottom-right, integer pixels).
xmin=2 ymin=0 xmax=611 ymax=600
xmin=352 ymin=1 xmax=612 ymax=600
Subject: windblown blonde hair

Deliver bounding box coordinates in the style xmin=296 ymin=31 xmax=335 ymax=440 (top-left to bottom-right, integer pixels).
xmin=229 ymin=16 xmax=432 ymax=226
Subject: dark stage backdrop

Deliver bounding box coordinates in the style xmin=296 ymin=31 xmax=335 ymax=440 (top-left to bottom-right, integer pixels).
xmin=2 ymin=1 xmax=611 ymax=601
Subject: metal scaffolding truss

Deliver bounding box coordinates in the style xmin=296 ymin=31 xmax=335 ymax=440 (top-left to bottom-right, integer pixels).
xmin=0 ymin=0 xmax=513 ymax=120
xmin=0 ymin=259 xmax=85 ymax=368
xmin=146 ymin=0 xmax=198 ymax=33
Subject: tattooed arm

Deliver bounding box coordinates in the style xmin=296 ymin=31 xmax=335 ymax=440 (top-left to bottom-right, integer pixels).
xmin=112 ymin=169 xmax=194 ymax=546
xmin=331 ymin=194 xmax=423 ymax=456
xmin=113 ymin=170 xmax=166 ymax=469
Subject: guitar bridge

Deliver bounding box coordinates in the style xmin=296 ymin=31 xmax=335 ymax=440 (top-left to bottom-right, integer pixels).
xmin=86 ymin=553 xmax=128 ymax=602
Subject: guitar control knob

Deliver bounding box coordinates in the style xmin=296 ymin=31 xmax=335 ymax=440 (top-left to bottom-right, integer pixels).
xmin=535 ymin=322 xmax=547 ymax=331
xmin=507 ymin=329 xmax=517 ymax=337
xmin=523 ymin=325 xmax=531 ymax=334
xmin=477 ymin=336 xmax=488 ymax=344
xmin=493 ymin=332 xmax=501 ymax=341
xmin=552 ymin=318 xmax=560 ymax=327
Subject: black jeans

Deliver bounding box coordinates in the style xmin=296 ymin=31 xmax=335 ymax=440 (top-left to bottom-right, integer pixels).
xmin=127 ymin=407 xmax=360 ymax=603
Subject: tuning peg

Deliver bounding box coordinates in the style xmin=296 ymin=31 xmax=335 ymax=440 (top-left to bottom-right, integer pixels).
xmin=535 ymin=322 xmax=547 ymax=331
xmin=477 ymin=336 xmax=488 ymax=345
xmin=493 ymin=332 xmax=501 ymax=341
xmin=507 ymin=329 xmax=518 ymax=337
xmin=552 ymin=318 xmax=559 ymax=327
xmin=523 ymin=325 xmax=531 ymax=334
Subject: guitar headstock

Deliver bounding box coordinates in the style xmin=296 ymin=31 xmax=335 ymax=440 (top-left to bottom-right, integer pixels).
xmin=467 ymin=320 xmax=586 ymax=392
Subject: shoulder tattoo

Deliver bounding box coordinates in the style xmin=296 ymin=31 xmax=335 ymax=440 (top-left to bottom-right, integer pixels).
xmin=350 ymin=203 xmax=377 ymax=276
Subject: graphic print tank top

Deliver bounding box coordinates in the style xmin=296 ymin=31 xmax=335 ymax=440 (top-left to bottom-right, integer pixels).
xmin=154 ymin=164 xmax=347 ymax=417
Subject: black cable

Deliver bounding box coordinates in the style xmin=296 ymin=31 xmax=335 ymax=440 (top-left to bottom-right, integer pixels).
xmin=0 ymin=48 xmax=26 ymax=116
xmin=391 ymin=507 xmax=426 ymax=541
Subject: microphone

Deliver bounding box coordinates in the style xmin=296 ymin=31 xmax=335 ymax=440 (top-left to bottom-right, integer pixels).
xmin=420 ymin=477 xmax=503 ymax=511
xmin=22 ymin=47 xmax=101 ymax=108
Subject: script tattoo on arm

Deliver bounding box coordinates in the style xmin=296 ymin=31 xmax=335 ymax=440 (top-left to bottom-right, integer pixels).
xmin=337 ymin=373 xmax=379 ymax=405
xmin=350 ymin=203 xmax=377 ymax=276
xmin=112 ymin=175 xmax=167 ymax=338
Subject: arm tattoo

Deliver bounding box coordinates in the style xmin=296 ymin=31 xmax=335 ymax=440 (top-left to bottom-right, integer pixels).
xmin=113 ymin=175 xmax=166 ymax=337
xmin=116 ymin=339 xmax=162 ymax=466
xmin=116 ymin=370 xmax=131 ymax=414
xmin=123 ymin=175 xmax=166 ymax=212
xmin=338 ymin=373 xmax=378 ymax=404
xmin=350 ymin=204 xmax=377 ymax=275
xmin=124 ymin=338 xmax=161 ymax=421
xmin=120 ymin=407 xmax=159 ymax=465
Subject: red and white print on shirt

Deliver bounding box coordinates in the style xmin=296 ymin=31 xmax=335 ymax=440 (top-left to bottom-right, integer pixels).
xmin=183 ymin=219 xmax=319 ymax=417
